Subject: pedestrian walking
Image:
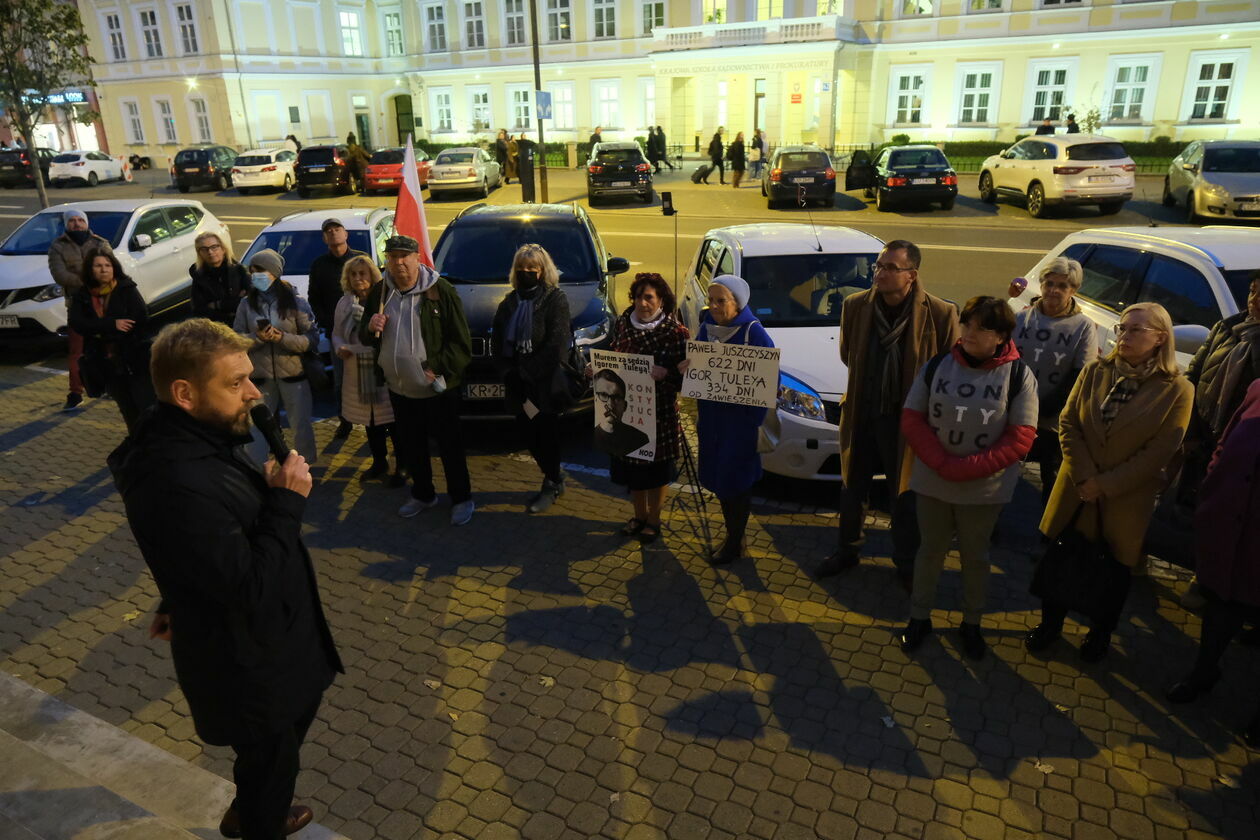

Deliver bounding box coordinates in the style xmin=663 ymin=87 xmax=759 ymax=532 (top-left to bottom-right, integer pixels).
xmin=708 ymin=128 xmax=726 ymax=185
xmin=898 ymin=296 xmax=1038 ymax=659
xmin=646 ymin=127 xmax=661 ymax=174
xmin=657 ymin=126 xmax=675 ymax=170
xmin=233 ymin=248 xmax=319 ymax=466
xmin=814 ymin=240 xmax=960 ymax=590
xmin=749 ymin=129 xmax=767 ymax=180
xmin=495 ymin=129 xmax=510 ymax=182
xmin=589 ymin=126 xmax=604 ymax=148
xmin=362 ymin=235 xmax=476 ymax=526
xmin=109 ymin=318 xmax=342 ymax=840
xmin=307 ymin=218 xmax=367 ymax=439
xmin=189 ymin=232 xmax=248 ymax=326
xmin=48 ymin=208 xmax=112 ymax=412
xmin=491 ymin=244 xmax=573 ymax=514
xmin=507 ymin=136 xmax=520 ymax=183
xmin=727 ymin=132 xmax=746 ymax=188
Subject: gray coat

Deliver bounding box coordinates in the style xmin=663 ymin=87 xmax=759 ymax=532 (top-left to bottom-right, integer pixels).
xmin=233 ymin=288 xmax=316 ymax=381
xmin=48 ymin=232 xmax=113 ymax=308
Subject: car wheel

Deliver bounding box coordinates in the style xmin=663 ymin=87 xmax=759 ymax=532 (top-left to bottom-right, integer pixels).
xmin=940 ymin=196 xmax=956 ymax=211
xmin=176 ymin=183 xmax=189 ymax=193
xmin=237 ymin=186 xmax=250 ymax=196
xmin=642 ymin=189 xmax=654 ymax=204
xmin=1185 ymin=192 xmax=1199 ymax=224
xmin=587 ymin=193 xmax=599 ymax=207
xmin=480 ymin=178 xmax=490 ymax=198
xmin=1026 ymin=183 xmax=1046 ymax=218
xmin=767 ymin=198 xmax=777 ymax=210
xmin=978 ymin=172 xmax=996 ymax=204
xmin=282 ymin=174 xmax=293 ymax=191
xmin=875 ymin=189 xmax=892 ymax=212
xmin=1098 ymin=201 xmax=1123 ymax=216
xmin=297 ymin=186 xmax=310 ymax=199
xmin=1161 ymin=177 xmax=1176 ymax=208
xmin=216 ymin=174 xmax=229 ymax=191
xmin=87 ymin=172 xmax=98 ymax=187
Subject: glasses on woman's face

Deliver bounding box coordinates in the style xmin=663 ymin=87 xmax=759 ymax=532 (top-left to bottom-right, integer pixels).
xmin=1114 ymin=323 xmax=1161 ymax=336
xmin=196 ymin=243 xmax=224 ymax=253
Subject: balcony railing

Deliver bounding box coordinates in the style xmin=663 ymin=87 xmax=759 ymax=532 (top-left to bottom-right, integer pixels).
xmin=651 ymin=15 xmax=854 ymax=52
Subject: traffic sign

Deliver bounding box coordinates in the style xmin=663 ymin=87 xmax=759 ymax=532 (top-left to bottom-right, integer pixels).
xmin=536 ymin=91 xmax=553 ymax=120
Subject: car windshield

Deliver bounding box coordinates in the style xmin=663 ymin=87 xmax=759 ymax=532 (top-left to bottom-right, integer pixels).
xmin=236 ymin=155 xmax=274 ymax=167
xmin=1221 ymin=269 xmax=1259 ymax=311
xmin=51 ymin=154 xmax=81 ymax=164
xmin=888 ymin=149 xmax=949 ymax=169
xmin=1066 ymin=142 xmax=1129 ymax=161
xmin=1203 ymin=148 xmax=1260 ymax=174
xmin=593 ymin=149 xmax=642 ymax=164
xmin=778 ymin=152 xmax=830 ymax=170
xmin=371 ymin=149 xmax=404 ymax=164
xmin=0 ymin=211 xmax=131 ymax=256
xmin=742 ymin=253 xmax=879 ymax=327
xmin=175 ymin=150 xmax=210 ymax=163
xmin=434 ymin=223 xmax=596 ymax=284
xmin=436 ymin=152 xmax=474 ymax=165
xmin=242 ymin=229 xmax=374 ymax=276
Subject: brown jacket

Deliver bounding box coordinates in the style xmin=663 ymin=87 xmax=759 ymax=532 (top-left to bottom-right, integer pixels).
xmin=48 ymin=232 xmax=113 ymax=308
xmin=1040 ymin=358 xmax=1193 ymax=567
xmin=838 ymin=283 xmax=960 ymax=494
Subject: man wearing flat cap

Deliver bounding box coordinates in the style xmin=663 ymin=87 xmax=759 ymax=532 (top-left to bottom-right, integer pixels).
xmin=360 ymin=235 xmax=476 ymax=526
xmin=307 ymin=218 xmax=366 ymax=437
xmin=48 ymin=208 xmax=113 ymax=412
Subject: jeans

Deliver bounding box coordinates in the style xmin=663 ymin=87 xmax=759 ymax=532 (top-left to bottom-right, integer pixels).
xmin=389 ymin=388 xmax=472 ymax=504
xmin=750 ymin=160 xmax=764 ymax=180
xmin=910 ymin=496 xmax=1004 ymax=624
xmin=838 ymin=418 xmax=920 ymax=573
xmin=248 ymin=378 xmax=316 ymax=466
xmin=230 ymin=694 xmax=321 ymax=840
xmin=518 ymin=411 xmax=562 ymax=484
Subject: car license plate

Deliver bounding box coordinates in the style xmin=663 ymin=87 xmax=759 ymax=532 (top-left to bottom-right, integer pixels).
xmin=1239 ymin=202 xmax=1260 ymax=211
xmin=465 ymin=383 xmax=504 ymax=400
xmin=184 ymin=167 xmax=200 ymax=173
xmin=612 ymin=181 xmax=632 ymax=187
xmin=912 ymin=178 xmax=936 ymax=185
xmin=308 ymin=166 xmax=326 ymax=173
xmin=0 ymin=315 xmax=18 ymax=329
xmin=380 ymin=178 xmax=397 ymax=183
xmin=792 ymin=177 xmax=813 ymax=184
xmin=1088 ymin=175 xmax=1113 ymax=183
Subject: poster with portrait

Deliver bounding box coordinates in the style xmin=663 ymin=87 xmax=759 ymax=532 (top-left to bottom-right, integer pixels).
xmin=590 ymin=349 xmax=656 ymax=462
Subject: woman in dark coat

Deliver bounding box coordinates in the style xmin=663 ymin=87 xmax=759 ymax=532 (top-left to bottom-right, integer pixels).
xmin=492 ymin=244 xmax=572 ymax=514
xmin=506 ymin=136 xmax=520 ymax=182
xmin=67 ymin=250 xmax=154 ymax=433
xmin=708 ymin=128 xmax=726 ymax=185
xmin=686 ymin=274 xmax=774 ymax=564
xmin=189 ymin=231 xmax=248 ymax=326
xmin=657 ymin=126 xmax=674 ymax=170
xmin=495 ymin=129 xmax=511 ymax=183
xmin=608 ymin=273 xmax=690 ymax=542
xmin=645 ymin=128 xmax=661 ymax=173
xmin=727 ymin=131 xmax=747 ymax=189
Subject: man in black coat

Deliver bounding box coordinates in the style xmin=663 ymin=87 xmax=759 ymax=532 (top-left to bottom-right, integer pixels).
xmin=307 ymin=218 xmax=367 ymax=437
xmin=109 ymin=318 xmax=343 ymax=840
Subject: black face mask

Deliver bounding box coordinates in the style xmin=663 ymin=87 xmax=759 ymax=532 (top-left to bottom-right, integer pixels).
xmin=66 ymin=229 xmax=90 ymax=245
xmin=516 ymin=269 xmax=541 ymax=290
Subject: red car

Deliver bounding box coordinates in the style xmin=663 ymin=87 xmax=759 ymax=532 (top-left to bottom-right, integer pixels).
xmin=363 ymin=147 xmax=431 ymax=194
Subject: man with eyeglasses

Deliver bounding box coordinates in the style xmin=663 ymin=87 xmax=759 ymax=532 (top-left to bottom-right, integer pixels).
xmin=592 ymin=368 xmax=650 ymax=458
xmin=308 ymin=218 xmax=367 ymax=438
xmin=814 ymin=239 xmax=960 ymax=591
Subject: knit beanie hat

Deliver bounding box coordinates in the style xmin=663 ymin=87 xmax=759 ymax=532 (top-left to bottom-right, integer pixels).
xmin=711 ymin=274 xmax=750 ymax=310
xmin=248 ymin=248 xmax=285 ymax=278
xmin=63 ymin=208 xmax=88 ymax=224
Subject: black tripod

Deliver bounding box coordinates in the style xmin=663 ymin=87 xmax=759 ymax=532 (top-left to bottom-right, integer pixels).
xmin=667 ymin=413 xmax=713 ymax=560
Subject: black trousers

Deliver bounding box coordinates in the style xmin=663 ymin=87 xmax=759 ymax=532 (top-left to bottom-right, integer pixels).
xmin=710 ymin=158 xmax=725 ymax=181
xmin=107 ymin=372 xmax=156 ymax=435
xmin=1189 ymin=591 xmax=1260 ymax=680
xmin=1028 ymin=427 xmax=1063 ymax=509
xmin=518 ymin=411 xmax=562 ymax=483
xmin=230 ymin=694 xmax=321 ymax=840
xmin=364 ymin=422 xmax=399 ymax=467
xmin=1041 ymin=566 xmax=1133 ymax=635
xmin=838 ymin=418 xmax=919 ymax=573
xmin=719 ymin=491 xmax=751 ymax=551
xmin=388 ymin=389 xmax=472 ymax=504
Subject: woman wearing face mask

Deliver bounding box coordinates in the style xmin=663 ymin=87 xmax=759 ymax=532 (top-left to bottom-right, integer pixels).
xmin=233 ymin=248 xmax=319 ymax=465
xmin=67 ymin=250 xmax=155 ymax=433
xmin=189 ymin=232 xmax=249 ymax=326
xmin=1028 ymin=302 xmax=1193 ymax=663
xmin=607 ymin=273 xmax=691 ymax=542
xmin=492 ymin=244 xmax=572 ymax=513
xmin=333 ymin=255 xmax=402 ymax=485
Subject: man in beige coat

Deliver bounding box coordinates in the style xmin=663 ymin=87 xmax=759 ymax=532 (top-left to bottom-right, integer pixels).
xmin=48 ymin=208 xmax=113 ymax=412
xmin=814 ymin=240 xmax=960 ymax=590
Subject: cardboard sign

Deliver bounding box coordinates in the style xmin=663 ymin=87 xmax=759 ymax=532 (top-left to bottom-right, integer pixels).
xmin=591 ymin=349 xmax=656 ymax=461
xmin=682 ymin=340 xmax=780 ymax=408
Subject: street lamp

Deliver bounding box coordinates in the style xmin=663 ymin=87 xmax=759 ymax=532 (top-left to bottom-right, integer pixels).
xmin=529 ymin=0 xmax=549 ymax=202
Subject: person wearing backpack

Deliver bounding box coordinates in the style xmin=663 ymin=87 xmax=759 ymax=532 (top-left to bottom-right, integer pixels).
xmin=898 ymin=296 xmax=1039 ymax=660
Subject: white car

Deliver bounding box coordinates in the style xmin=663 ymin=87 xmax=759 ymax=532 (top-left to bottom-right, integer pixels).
xmin=428 ymin=147 xmax=502 ymax=198
xmin=0 ymin=199 xmax=230 ymax=338
xmin=979 ymin=134 xmax=1135 ymax=218
xmin=1009 ymin=226 xmax=1260 ymax=367
xmin=678 ymin=224 xmax=885 ymax=482
xmin=49 ymin=150 xmax=124 ymax=187
xmin=1163 ymin=140 xmax=1260 ymax=224
xmin=232 ymin=148 xmax=297 ymax=194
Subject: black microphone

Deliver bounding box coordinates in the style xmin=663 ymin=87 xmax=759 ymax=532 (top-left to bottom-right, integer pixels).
xmin=249 ymin=404 xmax=290 ymax=463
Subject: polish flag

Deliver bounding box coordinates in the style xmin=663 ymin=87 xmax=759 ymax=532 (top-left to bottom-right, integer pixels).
xmin=394 ymin=134 xmax=433 ymax=268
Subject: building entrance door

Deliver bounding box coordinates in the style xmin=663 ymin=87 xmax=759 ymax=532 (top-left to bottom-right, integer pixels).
xmin=754 ymin=79 xmax=767 ymax=133
xmin=393 ymin=95 xmax=414 ymax=145
xmin=355 ymin=113 xmax=371 ymax=150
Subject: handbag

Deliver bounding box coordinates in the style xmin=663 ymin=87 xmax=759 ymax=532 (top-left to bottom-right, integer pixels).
xmin=301 ymin=349 xmax=331 ymax=391
xmin=549 ymin=344 xmax=587 ymax=409
xmin=1029 ymin=501 xmax=1128 ymax=622
xmin=749 ymin=148 xmax=762 ymax=163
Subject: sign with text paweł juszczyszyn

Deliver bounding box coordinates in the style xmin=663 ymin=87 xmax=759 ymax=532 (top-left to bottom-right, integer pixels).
xmin=682 ymin=341 xmax=780 ymax=409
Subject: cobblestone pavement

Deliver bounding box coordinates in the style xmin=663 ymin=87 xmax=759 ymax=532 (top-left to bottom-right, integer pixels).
xmin=1 ymin=365 xmax=1257 ymax=840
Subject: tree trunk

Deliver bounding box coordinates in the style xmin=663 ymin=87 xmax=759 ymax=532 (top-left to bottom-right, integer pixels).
xmin=15 ymin=117 xmax=51 ymax=210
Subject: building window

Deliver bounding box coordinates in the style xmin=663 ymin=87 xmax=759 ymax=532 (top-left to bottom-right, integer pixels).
xmin=594 ymin=0 xmax=615 ymax=38
xmin=547 ymin=0 xmax=571 ymax=42
xmin=549 ymin=82 xmax=575 ymax=129
xmin=464 ymin=2 xmax=485 ymax=48
xmin=1191 ymin=61 xmax=1233 ymax=120
xmin=509 ymin=86 xmax=532 ymax=129
xmin=469 ymin=88 xmax=491 ymax=131
xmin=105 ymin=14 xmax=126 ymax=61
xmin=156 ymin=99 xmax=177 ymax=143
xmin=138 ymin=9 xmax=163 ymax=58
xmin=968 ymin=0 xmax=1002 ymax=9
xmin=123 ymin=101 xmax=144 ymax=143
xmin=639 ymin=78 xmax=655 ymax=129
xmin=505 ymin=0 xmax=526 ymax=45
xmin=716 ymin=81 xmax=727 ymax=129
xmin=1031 ymin=67 xmax=1069 ymax=121
xmin=892 ymin=70 xmax=926 ymax=124
xmin=1041 ymin=0 xmax=1082 ymax=5
xmin=175 ymin=4 xmax=198 ymax=53
xmin=642 ymin=2 xmax=664 ymax=34
xmin=756 ymin=0 xmax=784 ymax=18
xmin=384 ymin=11 xmax=404 ymax=56
xmin=593 ymin=80 xmax=620 ymax=128
xmin=702 ymin=0 xmax=723 ymax=22
xmin=425 ymin=5 xmax=447 ymax=51
xmin=338 ymin=10 xmax=363 ymax=56
xmin=1108 ymin=62 xmax=1152 ymax=121
xmin=432 ymin=90 xmax=452 ymax=131
xmin=959 ymin=69 xmax=995 ymax=124
xmin=900 ymin=0 xmax=932 ymax=15
xmin=190 ymin=98 xmax=212 ymax=142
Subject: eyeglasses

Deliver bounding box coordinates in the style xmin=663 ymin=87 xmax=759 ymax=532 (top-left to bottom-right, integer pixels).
xmin=196 ymin=243 xmax=223 ymax=253
xmin=593 ymin=390 xmax=621 ymax=402
xmin=873 ymin=263 xmax=914 ymax=274
xmin=1113 ymin=324 xmax=1162 ymax=336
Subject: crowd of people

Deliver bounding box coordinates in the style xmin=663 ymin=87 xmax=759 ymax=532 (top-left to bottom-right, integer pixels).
xmin=701 ymin=127 xmax=768 ymax=186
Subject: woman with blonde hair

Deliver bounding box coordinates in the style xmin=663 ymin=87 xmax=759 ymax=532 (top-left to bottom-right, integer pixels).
xmin=189 ymin=231 xmax=248 ymax=325
xmin=491 ymin=244 xmax=572 ymax=513
xmin=333 ymin=255 xmax=402 ymax=484
xmin=1027 ymin=302 xmax=1193 ymax=662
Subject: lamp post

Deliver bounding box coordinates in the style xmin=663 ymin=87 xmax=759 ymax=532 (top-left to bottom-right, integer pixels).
xmin=529 ymin=0 xmax=549 ymax=202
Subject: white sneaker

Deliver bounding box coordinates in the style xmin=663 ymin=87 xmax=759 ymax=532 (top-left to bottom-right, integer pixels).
xmin=398 ymin=497 xmax=439 ymax=518
xmin=450 ymin=500 xmax=475 ymax=526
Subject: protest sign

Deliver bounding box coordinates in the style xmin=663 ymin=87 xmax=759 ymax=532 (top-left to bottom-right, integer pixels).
xmin=590 ymin=349 xmax=656 ymax=461
xmin=682 ymin=340 xmax=780 ymax=408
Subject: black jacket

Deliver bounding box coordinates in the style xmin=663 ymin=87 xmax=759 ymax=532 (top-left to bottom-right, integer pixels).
xmin=708 ymin=134 xmax=724 ymax=163
xmin=189 ymin=261 xmax=248 ymax=325
xmin=491 ymin=285 xmax=572 ymax=414
xmin=308 ymin=248 xmax=367 ymax=333
xmin=66 ymin=277 xmax=150 ymax=376
xmin=108 ymin=403 xmax=342 ymax=745
xmin=727 ymin=139 xmax=746 ymax=169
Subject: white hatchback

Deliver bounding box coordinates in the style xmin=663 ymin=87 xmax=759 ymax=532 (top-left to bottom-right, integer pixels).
xmin=232 ymin=148 xmax=297 ymax=194
xmin=979 ymin=134 xmax=1135 ymax=218
xmin=49 ymin=150 xmax=124 ymax=187
xmin=678 ymin=224 xmax=885 ymax=482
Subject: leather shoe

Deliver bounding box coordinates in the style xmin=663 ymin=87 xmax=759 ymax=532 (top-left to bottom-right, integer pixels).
xmin=220 ymin=804 xmax=313 ymax=838
xmin=1165 ymin=669 xmax=1220 ymax=703
xmin=1024 ymin=623 xmax=1062 ymax=652
xmin=813 ymin=551 xmax=859 ymax=579
xmin=899 ymin=618 xmax=931 ymax=653
xmin=334 ymin=419 xmax=352 ymax=439
xmin=959 ymin=623 xmax=986 ymax=661
xmin=1079 ymin=630 xmax=1111 ymax=663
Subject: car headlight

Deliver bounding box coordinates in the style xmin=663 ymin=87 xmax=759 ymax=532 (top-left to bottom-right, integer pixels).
xmin=778 ymin=372 xmax=827 ymax=421
xmin=1200 ymin=181 xmax=1229 ymax=200
xmin=573 ymin=319 xmax=609 ymax=346
xmin=32 ymin=284 xmax=64 ymax=302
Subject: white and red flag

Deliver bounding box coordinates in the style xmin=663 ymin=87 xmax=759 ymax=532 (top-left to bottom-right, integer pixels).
xmin=394 ymin=134 xmax=434 ymax=268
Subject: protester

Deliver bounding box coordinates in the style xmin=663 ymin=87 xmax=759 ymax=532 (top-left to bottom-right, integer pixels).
xmin=491 ymin=244 xmax=573 ymax=514
xmin=189 ymin=232 xmax=248 ymax=326
xmin=707 ymin=128 xmax=726 ymax=185
xmin=307 ymin=218 xmax=367 ymax=439
xmin=66 ymin=251 xmax=155 ymax=434
xmin=656 ymin=126 xmax=675 ymax=170
xmin=897 ymin=296 xmax=1038 ymax=659
xmin=727 ymin=131 xmax=747 ymax=189
xmin=332 ymin=255 xmax=402 ymax=486
xmin=1065 ymin=115 xmax=1080 ymax=134
xmin=48 ymin=208 xmax=112 ymax=412
xmin=233 ymin=248 xmax=318 ymax=465
xmin=607 ymin=273 xmax=690 ymax=542
xmin=362 ymin=235 xmax=475 ymax=526
xmin=646 ymin=127 xmax=662 ymax=174
xmin=495 ymin=129 xmax=510 ymax=182
xmin=109 ymin=318 xmax=342 ymax=840
xmin=1165 ymin=378 xmax=1260 ymax=747
xmin=815 ymin=240 xmax=960 ymax=590
xmin=1028 ymin=302 xmax=1193 ymax=662
xmin=1012 ymin=257 xmax=1099 ymax=507
xmin=688 ymin=274 xmax=774 ymax=564
xmin=1035 ymin=118 xmax=1056 ymax=135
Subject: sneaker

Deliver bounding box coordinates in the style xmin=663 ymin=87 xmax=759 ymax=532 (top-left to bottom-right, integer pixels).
xmin=527 ymin=476 xmax=565 ymax=514
xmin=398 ymin=497 xmax=439 ymax=518
xmin=61 ymin=392 xmax=83 ymax=412
xmin=450 ymin=499 xmax=475 ymax=526
xmin=334 ymin=419 xmax=353 ymax=439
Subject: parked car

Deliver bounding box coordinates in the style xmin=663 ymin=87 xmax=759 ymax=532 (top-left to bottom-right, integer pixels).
xmin=363 ymin=147 xmax=432 ymax=194
xmin=844 ymin=144 xmax=958 ymax=211
xmin=232 ymin=148 xmax=297 ymax=194
xmin=761 ymin=145 xmax=837 ymax=209
xmin=585 ymin=141 xmax=653 ymax=204
xmin=430 ymin=202 xmax=629 ymax=417
xmin=49 ymin=150 xmax=124 ymax=187
xmin=428 ymin=147 xmax=501 ymax=199
xmin=1008 ymin=226 xmax=1260 ymax=367
xmin=979 ymin=134 xmax=1135 ymax=218
xmin=240 ymin=207 xmax=396 ymax=299
xmin=0 ymin=199 xmax=231 ymax=338
xmin=295 ymin=144 xmax=360 ymax=197
xmin=677 ymin=224 xmax=885 ymax=481
xmin=1163 ymin=140 xmax=1260 ymax=224
xmin=0 ymin=147 xmax=54 ymax=188
xmin=171 ymin=145 xmax=239 ymax=193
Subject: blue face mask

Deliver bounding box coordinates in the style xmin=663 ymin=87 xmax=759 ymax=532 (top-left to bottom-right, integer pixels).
xmin=250 ymin=272 xmax=273 ymax=292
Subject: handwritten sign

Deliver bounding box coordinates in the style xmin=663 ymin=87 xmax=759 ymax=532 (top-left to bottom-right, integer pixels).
xmin=682 ymin=341 xmax=780 ymax=408
xmin=590 ymin=349 xmax=656 ymax=461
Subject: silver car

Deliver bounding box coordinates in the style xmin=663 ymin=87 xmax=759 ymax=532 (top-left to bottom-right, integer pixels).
xmin=1163 ymin=140 xmax=1260 ymax=223
xmin=428 ymin=147 xmax=502 ymax=199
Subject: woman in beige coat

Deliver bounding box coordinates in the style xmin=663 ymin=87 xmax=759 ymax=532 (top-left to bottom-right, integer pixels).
xmin=1026 ymin=302 xmax=1193 ymax=662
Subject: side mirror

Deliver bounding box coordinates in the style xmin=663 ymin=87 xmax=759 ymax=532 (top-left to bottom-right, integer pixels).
xmin=131 ymin=233 xmax=153 ymax=250
xmin=607 ymin=256 xmax=629 ymax=276
xmin=1182 ymin=163 xmax=1198 ymax=173
xmin=1000 ymin=150 xmax=1013 ymax=160
xmin=1172 ymin=324 xmax=1210 ymax=356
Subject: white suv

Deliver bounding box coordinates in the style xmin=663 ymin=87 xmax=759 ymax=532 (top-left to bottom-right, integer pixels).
xmin=678 ymin=224 xmax=885 ymax=482
xmin=232 ymin=148 xmax=298 ymax=195
xmin=239 ymin=207 xmax=396 ymax=299
xmin=979 ymin=134 xmax=1135 ymax=218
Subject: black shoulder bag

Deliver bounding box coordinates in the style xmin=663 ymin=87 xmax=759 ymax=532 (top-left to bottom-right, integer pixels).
xmin=1029 ymin=500 xmax=1128 ymax=623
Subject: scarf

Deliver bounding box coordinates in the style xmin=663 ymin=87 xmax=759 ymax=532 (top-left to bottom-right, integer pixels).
xmin=1209 ymin=318 xmax=1260 ymax=435
xmin=504 ymin=286 xmax=539 ymax=357
xmin=872 ymin=295 xmax=912 ymax=415
xmin=630 ymin=308 xmax=665 ymax=331
xmin=1100 ymin=356 xmax=1157 ymax=428
xmin=705 ymin=322 xmax=745 ymax=344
